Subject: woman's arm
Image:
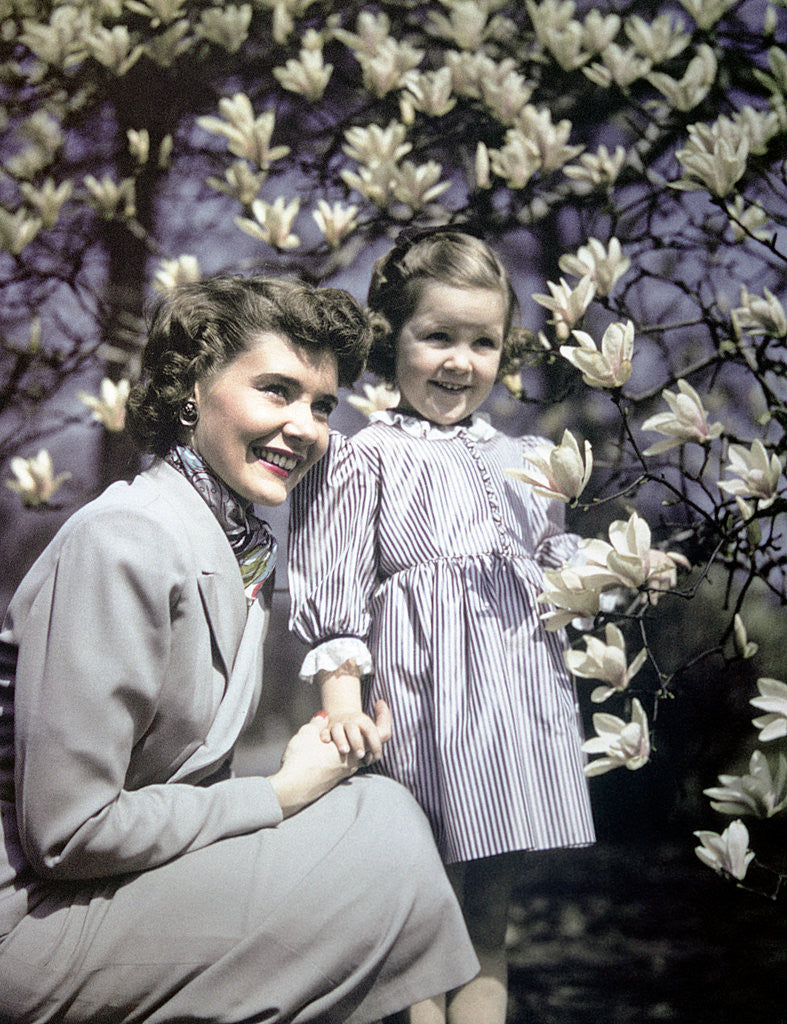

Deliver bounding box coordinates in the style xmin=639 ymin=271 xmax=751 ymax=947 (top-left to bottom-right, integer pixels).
xmin=12 ymin=504 xmax=285 ymax=880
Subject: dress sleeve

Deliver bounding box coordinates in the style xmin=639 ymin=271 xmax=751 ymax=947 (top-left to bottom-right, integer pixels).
xmin=288 ymin=431 xmax=379 ymax=680
xmin=11 ymin=506 xmax=283 ymax=881
xmin=519 ymin=435 xmax=582 ymax=569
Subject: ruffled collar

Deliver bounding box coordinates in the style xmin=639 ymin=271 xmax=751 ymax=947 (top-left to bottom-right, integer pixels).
xmin=368 ymin=408 xmax=497 ymax=442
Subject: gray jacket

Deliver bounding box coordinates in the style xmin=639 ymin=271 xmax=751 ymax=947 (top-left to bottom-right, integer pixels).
xmin=0 ymin=460 xmax=281 ymax=936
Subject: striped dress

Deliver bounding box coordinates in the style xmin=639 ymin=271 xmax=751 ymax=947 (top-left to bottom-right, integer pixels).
xmin=288 ymin=410 xmax=595 ymax=864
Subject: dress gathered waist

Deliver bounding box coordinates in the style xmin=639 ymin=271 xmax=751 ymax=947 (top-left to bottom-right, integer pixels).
xmin=377 ymin=549 xmax=547 ymax=589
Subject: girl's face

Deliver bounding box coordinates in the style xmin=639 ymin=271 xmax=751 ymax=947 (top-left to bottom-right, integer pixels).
xmin=191 ymin=331 xmax=338 ymax=505
xmin=394 ymin=280 xmax=506 ymax=425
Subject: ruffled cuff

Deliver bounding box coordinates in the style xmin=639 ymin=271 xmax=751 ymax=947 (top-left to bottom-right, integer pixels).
xmin=299 ymin=636 xmax=374 ymax=683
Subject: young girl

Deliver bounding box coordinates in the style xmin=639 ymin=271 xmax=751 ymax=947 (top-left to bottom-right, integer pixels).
xmin=288 ymin=231 xmax=595 ymax=1024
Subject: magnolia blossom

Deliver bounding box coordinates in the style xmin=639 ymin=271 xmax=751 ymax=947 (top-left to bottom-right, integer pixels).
xmin=488 ymin=131 xmax=541 ymax=190
xmin=750 ymin=677 xmax=787 ymax=742
xmin=481 ymin=69 xmax=534 ymax=125
xmin=0 ymin=208 xmax=42 ymax=255
xmin=679 ymin=0 xmax=737 ymax=31
xmin=332 ymin=9 xmax=391 ymax=56
xmin=347 ymin=383 xmax=400 ymax=417
xmin=341 ymin=162 xmax=397 ymax=207
xmin=144 ymin=20 xmax=192 ymax=67
xmin=581 ymin=697 xmax=651 ymax=776
xmin=563 ymin=144 xmax=627 ymax=190
xmin=565 ymin=623 xmax=648 ymax=703
xmin=78 ymin=378 xmax=130 ymax=433
xmin=236 ymin=196 xmax=300 ymax=249
xmin=558 ymin=237 xmax=630 ymax=296
xmin=725 ymin=196 xmax=770 ymax=243
xmin=537 ymin=565 xmax=605 ymax=632
xmin=399 ymin=68 xmax=456 ymax=123
xmin=197 ymin=95 xmax=290 ymax=169
xmin=641 ymin=379 xmax=724 ymax=454
xmin=732 ymin=286 xmax=787 ymax=339
xmin=85 ymin=25 xmax=144 ymax=75
xmin=516 ymin=106 xmax=584 ymax=172
xmin=391 ymin=160 xmax=450 ymax=210
xmin=427 ymin=2 xmax=491 ymax=50
xmin=197 ymin=4 xmax=252 ymax=53
xmin=126 ymin=128 xmax=149 ymax=164
xmin=718 ymin=439 xmax=783 ymax=507
xmin=540 ymin=22 xmax=590 ymax=72
xmin=5 ymin=449 xmax=70 ymax=507
xmin=674 ymin=130 xmax=748 ymax=198
xmin=83 ymin=175 xmax=136 ymax=220
xmin=273 ymin=47 xmax=333 ymax=102
xmin=19 ymin=6 xmax=90 ymax=69
xmin=342 ymin=121 xmax=411 ymax=166
xmin=560 ymin=319 xmax=633 ymax=389
xmin=474 ymin=141 xmax=491 ymax=189
xmin=526 ymin=0 xmax=577 ymax=41
xmin=506 ymin=429 xmax=592 ymax=503
xmin=207 ymin=161 xmax=266 ymax=206
xmin=153 ymin=254 xmax=201 ymax=293
xmin=729 ymin=106 xmax=781 ymax=157
xmin=583 ymin=43 xmax=652 ymax=89
xmin=704 ymin=750 xmax=787 ymax=819
xmin=694 ymin=820 xmax=754 ymax=881
xmin=356 ymin=38 xmax=425 ymax=98
xmin=443 ymin=52 xmax=513 ymax=101
xmin=647 ymin=43 xmax=716 ymax=112
xmin=125 ymin=0 xmax=188 ymax=25
xmin=6 ymin=111 xmax=63 ymax=182
xmin=19 ymin=178 xmax=70 ymax=230
xmin=312 ymin=200 xmax=359 ymax=248
xmin=533 ymin=277 xmax=596 ymax=341
xmin=578 ymin=511 xmax=690 ymax=598
xmin=582 ymin=10 xmax=621 ymax=53
xmin=732 ymin=613 xmax=758 ymax=660
xmin=624 ymin=13 xmax=689 ymax=62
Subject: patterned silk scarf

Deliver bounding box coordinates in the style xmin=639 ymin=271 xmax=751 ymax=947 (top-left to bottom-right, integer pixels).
xmin=165 ymin=444 xmax=277 ymax=605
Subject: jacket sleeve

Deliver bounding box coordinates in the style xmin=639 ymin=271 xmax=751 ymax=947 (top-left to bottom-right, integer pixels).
xmin=288 ymin=431 xmax=379 ymax=679
xmin=12 ymin=504 xmax=282 ymax=881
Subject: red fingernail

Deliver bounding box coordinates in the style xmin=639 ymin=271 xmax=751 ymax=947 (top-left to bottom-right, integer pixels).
xmin=315 ymin=710 xmax=329 ymax=719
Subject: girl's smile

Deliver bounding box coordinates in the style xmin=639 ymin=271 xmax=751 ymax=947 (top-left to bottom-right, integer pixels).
xmin=191 ymin=331 xmax=338 ymax=506
xmin=394 ymin=281 xmax=505 ymax=426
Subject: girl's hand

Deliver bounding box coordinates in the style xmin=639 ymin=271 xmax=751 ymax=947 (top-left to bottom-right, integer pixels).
xmin=321 ymin=699 xmax=392 ymax=764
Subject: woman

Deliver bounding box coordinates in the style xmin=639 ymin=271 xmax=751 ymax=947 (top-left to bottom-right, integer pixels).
xmin=0 ymin=276 xmax=479 ymax=1023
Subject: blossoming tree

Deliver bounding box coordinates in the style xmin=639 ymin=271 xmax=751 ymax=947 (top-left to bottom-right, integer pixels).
xmin=1 ymin=0 xmax=785 ymax=895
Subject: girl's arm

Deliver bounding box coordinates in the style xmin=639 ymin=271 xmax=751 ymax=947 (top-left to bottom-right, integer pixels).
xmin=289 ymin=433 xmax=383 ymax=761
xmin=314 ymin=660 xmax=386 ymax=763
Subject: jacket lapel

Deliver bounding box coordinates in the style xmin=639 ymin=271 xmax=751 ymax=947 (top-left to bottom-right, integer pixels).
xmin=146 ymin=460 xmax=248 ymax=676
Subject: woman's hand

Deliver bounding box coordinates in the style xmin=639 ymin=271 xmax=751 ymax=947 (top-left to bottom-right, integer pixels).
xmin=269 ymin=702 xmax=391 ymax=818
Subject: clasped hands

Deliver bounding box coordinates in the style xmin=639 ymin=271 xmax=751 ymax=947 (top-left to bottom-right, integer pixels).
xmin=269 ymin=697 xmax=390 ymax=819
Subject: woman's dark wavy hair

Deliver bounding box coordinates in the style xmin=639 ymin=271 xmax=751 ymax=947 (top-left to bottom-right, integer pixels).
xmin=366 ymin=230 xmax=530 ymax=385
xmin=127 ymin=275 xmax=372 ymax=457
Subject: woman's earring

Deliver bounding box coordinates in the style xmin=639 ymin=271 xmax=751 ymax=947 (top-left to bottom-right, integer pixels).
xmin=179 ymin=399 xmax=199 ymax=428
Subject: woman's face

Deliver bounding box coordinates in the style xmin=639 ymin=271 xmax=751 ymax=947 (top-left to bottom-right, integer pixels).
xmin=393 ymin=280 xmax=506 ymax=425
xmin=191 ymin=331 xmax=338 ymax=505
